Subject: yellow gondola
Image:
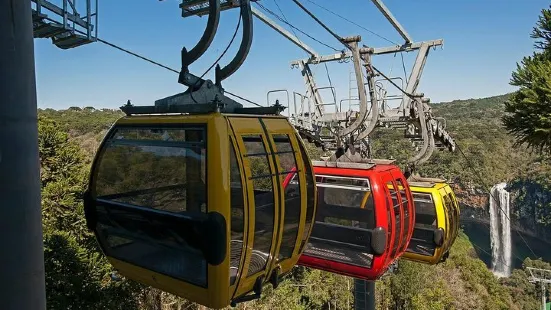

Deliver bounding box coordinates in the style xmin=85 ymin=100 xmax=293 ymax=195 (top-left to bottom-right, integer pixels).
xmin=401 ymin=181 xmax=460 ymax=264
xmin=83 ymin=104 xmax=317 ymax=309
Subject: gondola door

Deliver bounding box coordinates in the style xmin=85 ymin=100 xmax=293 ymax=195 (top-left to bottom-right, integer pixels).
xmin=383 ymin=175 xmax=403 ymax=263
xmin=261 ymin=118 xmax=312 ymax=277
xmin=227 ymin=116 xmax=281 ymax=299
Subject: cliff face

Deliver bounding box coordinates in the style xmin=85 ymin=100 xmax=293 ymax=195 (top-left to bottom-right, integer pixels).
xmin=508 ymin=179 xmax=551 ymax=242
xmin=454 ymin=181 xmax=551 ymax=245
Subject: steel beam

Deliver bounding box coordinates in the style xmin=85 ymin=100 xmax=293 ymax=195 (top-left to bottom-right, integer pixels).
xmin=400 ymin=42 xmax=430 ymax=111
xmin=251 ymin=7 xmax=318 ymax=57
xmin=369 ymin=0 xmax=412 ymax=44
xmin=291 ymin=39 xmax=443 ymax=65
xmin=299 ymin=61 xmax=324 ymax=114
xmin=354 ymin=279 xmax=376 ymax=310
xmin=0 ymin=1 xmax=46 ymax=309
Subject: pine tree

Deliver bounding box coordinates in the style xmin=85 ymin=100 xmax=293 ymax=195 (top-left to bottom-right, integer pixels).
xmin=503 ymin=6 xmax=551 ymax=153
xmin=38 ymin=116 xmax=142 ymax=309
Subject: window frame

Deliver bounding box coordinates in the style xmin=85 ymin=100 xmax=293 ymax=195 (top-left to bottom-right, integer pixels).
xmin=271 ymin=133 xmax=303 ymax=262
xmin=90 ymin=123 xmax=210 ymax=288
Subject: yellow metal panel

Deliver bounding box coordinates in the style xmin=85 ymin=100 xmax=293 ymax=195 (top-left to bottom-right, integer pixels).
xmin=293 ymin=130 xmax=317 ymax=256
xmin=92 ymin=113 xmax=232 ymax=309
xmin=227 ymin=116 xmax=281 ymax=297
xmin=402 ymin=184 xmax=446 ymax=264
xmin=107 ymin=257 xmax=215 ymax=307
xmin=206 ymin=115 xmax=231 ymax=305
xmin=227 ymin=134 xmax=250 ymax=300
xmin=116 ymin=114 xmax=216 ymax=124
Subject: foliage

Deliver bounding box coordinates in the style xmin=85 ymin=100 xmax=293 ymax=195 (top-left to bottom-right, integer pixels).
xmin=39 ymin=116 xmax=143 ymax=309
xmin=376 ymin=232 xmax=518 ymax=310
xmin=36 ymin=97 xmax=551 ymax=309
xmin=502 ymin=6 xmax=551 ymax=153
xmin=500 ymin=258 xmax=551 ymax=310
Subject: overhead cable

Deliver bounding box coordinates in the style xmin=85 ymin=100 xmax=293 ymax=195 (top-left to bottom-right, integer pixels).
xmin=290 ymin=0 xmax=346 ymax=47
xmin=255 ymin=2 xmax=340 ymax=52
xmin=302 ymin=0 xmax=398 ymax=45
xmin=97 ymin=38 xmax=262 ymax=107
xmin=97 ymin=38 xmax=179 ymax=74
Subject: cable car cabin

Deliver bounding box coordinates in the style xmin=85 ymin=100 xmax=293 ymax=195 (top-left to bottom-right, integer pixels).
xmin=291 ymin=161 xmax=415 ymax=280
xmin=83 ymin=112 xmax=317 ymax=309
xmin=402 ymin=182 xmax=460 ymax=264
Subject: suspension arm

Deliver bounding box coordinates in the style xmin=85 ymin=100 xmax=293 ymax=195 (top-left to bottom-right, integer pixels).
xmin=356 ymin=52 xmax=380 ymax=141
xmin=216 ymin=0 xmax=253 ymax=86
xmin=339 ymin=39 xmax=369 ymax=137
xmin=178 ymin=0 xmax=221 ymax=87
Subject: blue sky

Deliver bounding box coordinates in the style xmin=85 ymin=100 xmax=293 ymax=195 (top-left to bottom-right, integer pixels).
xmin=34 ymin=0 xmax=549 ymax=110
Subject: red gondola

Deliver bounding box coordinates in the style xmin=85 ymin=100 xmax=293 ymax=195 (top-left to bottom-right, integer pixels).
xmin=286 ymin=160 xmax=414 ymax=280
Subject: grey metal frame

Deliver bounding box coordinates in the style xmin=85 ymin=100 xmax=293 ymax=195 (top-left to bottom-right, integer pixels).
xmin=527 ymin=267 xmax=551 ymax=310
xmin=31 ymin=0 xmax=98 ymax=48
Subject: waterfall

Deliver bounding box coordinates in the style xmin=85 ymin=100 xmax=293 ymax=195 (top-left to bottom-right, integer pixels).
xmin=489 ymin=183 xmax=512 ymax=277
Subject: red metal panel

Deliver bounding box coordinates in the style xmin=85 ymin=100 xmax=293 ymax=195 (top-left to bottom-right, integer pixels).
xmin=294 ymin=164 xmax=411 ymax=280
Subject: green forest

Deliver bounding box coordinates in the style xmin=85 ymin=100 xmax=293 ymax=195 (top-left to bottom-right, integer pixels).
xmin=38 ymin=93 xmax=550 ymax=309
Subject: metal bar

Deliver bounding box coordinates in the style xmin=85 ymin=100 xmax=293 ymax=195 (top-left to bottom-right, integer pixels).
xmin=86 ymin=0 xmax=91 ymax=39
xmin=300 ymin=61 xmax=325 ymax=114
xmin=354 ymin=279 xmax=376 ymax=310
xmin=369 ymin=0 xmax=412 ymax=43
xmin=400 ymin=42 xmax=430 ymax=111
xmin=291 ymin=39 xmax=443 ymax=65
xmin=95 ymin=0 xmax=98 ymax=38
xmin=63 ymin=0 xmax=68 ymax=28
xmin=0 ymin=1 xmax=46 ymax=309
xmin=290 ymin=0 xmax=346 ymax=47
xmin=251 ymin=7 xmax=318 ymax=57
xmin=216 ymin=0 xmax=253 ymax=85
xmin=542 ymin=282 xmax=546 ymax=310
xmin=339 ymin=40 xmax=369 ymax=137
xmin=356 ymin=53 xmax=380 ymax=141
xmin=68 ymin=0 xmax=77 ymax=16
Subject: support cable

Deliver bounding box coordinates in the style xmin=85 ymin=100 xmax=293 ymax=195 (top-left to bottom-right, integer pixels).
xmin=272 ymin=0 xmax=304 ymax=50
xmin=290 ymin=0 xmax=347 ymax=48
xmin=97 ymin=38 xmax=262 ymax=107
xmin=372 ymin=65 xmax=415 ymax=99
xmin=400 ymin=52 xmax=409 ymax=84
xmin=97 ymin=38 xmax=179 ymax=74
xmin=255 ymin=2 xmax=340 ymax=51
xmin=302 ymin=0 xmax=397 ymax=45
xmin=470 ymin=240 xmax=521 ymax=271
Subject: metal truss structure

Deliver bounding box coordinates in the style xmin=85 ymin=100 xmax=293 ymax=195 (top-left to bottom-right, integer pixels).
xmin=180 ymin=0 xmax=456 ymax=168
xmin=31 ymin=0 xmax=98 ymax=49
xmin=527 ymin=267 xmax=551 ymax=310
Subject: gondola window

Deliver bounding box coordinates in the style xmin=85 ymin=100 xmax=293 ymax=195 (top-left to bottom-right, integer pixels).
xmin=273 ymin=134 xmax=301 ymax=261
xmin=93 ymin=126 xmax=208 ymax=287
xmin=387 ymin=181 xmax=401 ymax=257
xmin=408 ymin=192 xmax=437 ymax=255
xmin=230 ymin=141 xmax=245 ymax=285
xmin=242 ymin=135 xmax=275 ymax=277
xmin=298 ymin=142 xmax=315 ymax=254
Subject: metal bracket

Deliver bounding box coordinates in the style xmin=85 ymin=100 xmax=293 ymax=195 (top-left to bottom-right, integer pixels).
xmin=356 ymin=52 xmax=380 ymax=141
xmin=157 ymin=79 xmax=243 ymax=111
xmin=178 ymin=0 xmax=221 ymax=88
xmin=339 ymin=38 xmax=369 ymax=137
xmin=407 ymin=100 xmax=429 ymax=164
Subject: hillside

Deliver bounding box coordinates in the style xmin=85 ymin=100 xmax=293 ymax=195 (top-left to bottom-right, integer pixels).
xmin=36 ymin=94 xmax=551 ymax=309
